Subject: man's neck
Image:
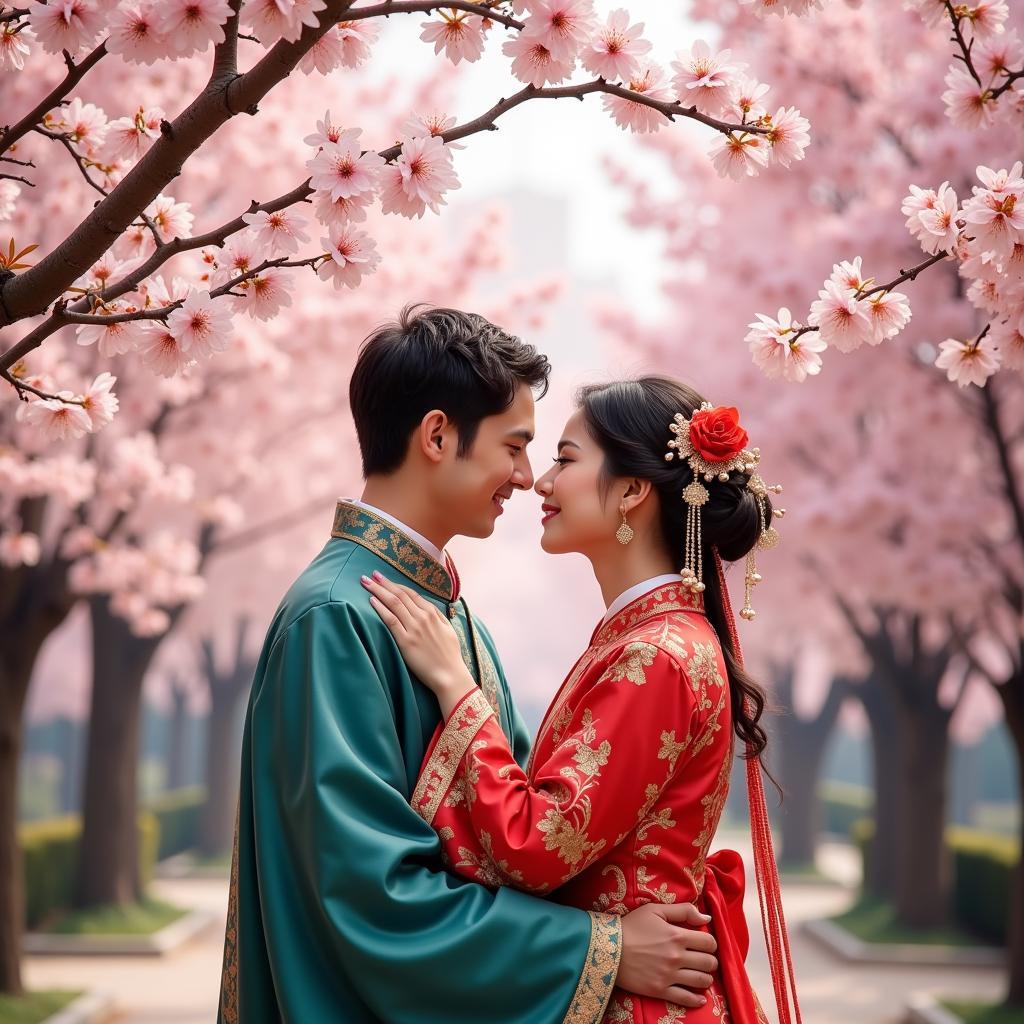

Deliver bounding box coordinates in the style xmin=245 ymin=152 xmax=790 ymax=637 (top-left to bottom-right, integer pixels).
xmin=359 ymin=478 xmax=452 ymax=553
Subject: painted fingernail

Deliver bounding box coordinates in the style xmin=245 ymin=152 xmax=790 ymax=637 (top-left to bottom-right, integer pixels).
xmin=360 ymin=575 xmax=371 ymax=584
xmin=700 ymin=913 xmax=712 ymax=921
xmin=699 ymin=998 xmax=707 ymax=1005
xmin=372 ymin=570 xmax=384 ymax=581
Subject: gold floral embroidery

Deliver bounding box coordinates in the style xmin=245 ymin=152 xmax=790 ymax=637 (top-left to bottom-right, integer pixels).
xmin=685 ymin=747 xmax=733 ymax=896
xmin=562 ymin=912 xmax=621 ymax=1024
xmin=658 ymin=730 xmax=688 ymax=772
xmin=657 ymin=1005 xmax=688 ymax=1024
xmin=607 ymin=642 xmax=659 ymax=685
xmin=593 ymin=865 xmax=628 ymax=916
xmin=637 ymin=864 xmax=676 ymax=904
xmin=574 ymin=739 xmax=611 ymax=777
xmin=686 ymin=641 xmax=724 ymax=712
xmin=331 ymin=502 xmax=454 ymax=598
xmin=593 ymin=584 xmax=704 ymax=648
xmin=411 ymin=690 xmax=493 ymax=825
xmin=470 ymin=618 xmax=503 ymax=719
xmin=455 ymin=830 xmax=527 ymax=888
xmin=606 ymin=994 xmax=636 ymax=1022
xmin=218 ymin=801 xmax=240 ymax=1024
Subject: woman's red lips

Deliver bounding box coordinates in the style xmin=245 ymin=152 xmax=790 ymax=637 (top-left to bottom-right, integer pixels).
xmin=541 ymin=504 xmax=560 ymax=524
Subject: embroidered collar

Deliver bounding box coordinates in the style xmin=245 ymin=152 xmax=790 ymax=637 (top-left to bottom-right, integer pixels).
xmin=331 ymin=500 xmax=457 ymax=600
xmin=591 ymin=581 xmax=704 ymax=648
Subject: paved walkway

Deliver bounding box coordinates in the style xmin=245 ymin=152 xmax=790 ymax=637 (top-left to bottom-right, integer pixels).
xmin=22 ymin=840 xmax=1007 ymax=1023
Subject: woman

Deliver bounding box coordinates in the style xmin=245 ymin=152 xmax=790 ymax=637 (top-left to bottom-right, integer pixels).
xmin=362 ymin=377 xmax=799 ymax=1024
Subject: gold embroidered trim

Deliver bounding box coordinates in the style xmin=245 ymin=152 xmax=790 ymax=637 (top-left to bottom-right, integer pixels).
xmin=330 ymin=501 xmax=454 ymax=599
xmin=411 ymin=689 xmax=494 ymax=826
xmin=563 ymin=911 xmax=622 ymax=1024
xmin=593 ymin=583 xmax=705 ymax=648
xmin=471 ymin=623 xmax=502 ymax=719
xmin=218 ymin=800 xmax=240 ymax=1024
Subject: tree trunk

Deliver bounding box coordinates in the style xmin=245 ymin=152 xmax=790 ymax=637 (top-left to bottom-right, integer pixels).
xmin=198 ymin=698 xmax=240 ymax=858
xmin=75 ymin=597 xmax=162 ymax=908
xmin=165 ymin=682 xmax=189 ymax=792
xmin=996 ymin=677 xmax=1024 ymax=1007
xmin=891 ymin=703 xmax=952 ymax=929
xmin=0 ymin=668 xmax=27 ymax=996
xmin=857 ymin=672 xmax=901 ymax=901
xmin=771 ymin=672 xmax=849 ymax=870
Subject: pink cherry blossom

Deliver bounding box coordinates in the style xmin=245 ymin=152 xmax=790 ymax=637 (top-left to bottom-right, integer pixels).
xmin=728 ymin=74 xmax=770 ymax=121
xmin=49 ymin=98 xmax=108 ymax=157
xmin=962 ymin=172 xmax=1024 ymax=261
xmin=76 ymin=306 xmax=150 ymax=357
xmin=136 ymin=325 xmax=197 ymax=377
xmin=105 ymin=3 xmax=168 ymax=64
xmin=977 ymin=161 xmax=1024 ymax=194
xmin=746 ymin=307 xmax=826 ymax=382
xmin=808 ymin=279 xmax=874 ymax=352
xmin=27 ymin=0 xmax=104 ymax=55
xmin=963 ymin=0 xmax=1010 ymax=41
xmin=0 ymin=533 xmax=42 ymax=569
xmin=708 ymin=130 xmax=770 ymax=180
xmin=866 ymin=290 xmax=913 ymax=343
xmin=991 ymin=316 xmax=1024 ymax=371
xmin=393 ymin=133 xmax=460 ymax=215
xmin=935 ymin=337 xmax=1001 ymax=386
xmin=0 ymin=21 xmax=34 ymax=71
xmin=298 ymin=26 xmax=346 ymax=75
xmin=941 ymin=66 xmax=996 ymax=129
xmin=671 ymin=40 xmax=743 ymax=117
xmin=236 ymin=267 xmax=294 ymax=320
xmin=306 ymin=129 xmax=386 ymax=202
xmin=157 ymin=0 xmax=233 ymax=54
xmin=81 ymin=372 xmax=119 ymax=430
xmin=420 ymin=10 xmax=486 ymax=64
xmin=902 ymin=0 xmax=949 ymax=28
xmin=312 ymin=188 xmax=371 ymax=226
xmin=18 ymin=394 xmax=93 ymax=441
xmin=502 ymin=33 xmax=575 ymax=87
xmin=398 ymin=112 xmax=463 ymax=148
xmin=602 ymin=61 xmax=675 ymax=134
xmin=916 ymin=181 xmax=960 ymax=254
xmin=317 ymin=226 xmax=381 ymax=289
xmin=581 ymin=8 xmax=650 ymax=82
xmin=303 ymin=110 xmax=346 ymax=149
xmin=976 ymin=28 xmax=1023 ymax=78
xmin=242 ymin=0 xmax=325 ymax=46
xmin=101 ymin=106 xmax=165 ymax=163
xmin=336 ymin=19 xmax=379 ymax=68
xmin=242 ymin=207 xmax=311 ymax=256
xmin=766 ymin=106 xmax=810 ymax=167
xmin=828 ymin=257 xmax=868 ymax=292
xmin=166 ymin=290 xmax=234 ymax=359
xmin=146 ymin=194 xmax=194 ymax=240
xmin=521 ymin=0 xmax=597 ymax=62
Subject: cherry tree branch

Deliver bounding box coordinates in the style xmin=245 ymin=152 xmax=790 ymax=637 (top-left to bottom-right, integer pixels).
xmin=943 ymin=1 xmax=981 ymax=86
xmin=0 ymin=42 xmax=108 ymax=156
xmin=347 ymin=1 xmax=523 ymax=30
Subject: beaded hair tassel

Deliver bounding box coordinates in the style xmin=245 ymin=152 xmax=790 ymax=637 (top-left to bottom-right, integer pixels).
xmin=665 ymin=402 xmax=783 ymax=617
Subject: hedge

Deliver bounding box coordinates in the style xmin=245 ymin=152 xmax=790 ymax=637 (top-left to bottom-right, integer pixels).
xmin=853 ymin=820 xmax=1019 ymax=944
xmin=820 ymin=781 xmax=872 ymax=838
xmin=19 ymin=812 xmax=159 ymax=930
xmin=148 ymin=786 xmax=205 ymax=860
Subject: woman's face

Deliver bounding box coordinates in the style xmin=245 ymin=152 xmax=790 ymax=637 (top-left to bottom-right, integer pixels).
xmin=534 ymin=409 xmax=620 ymax=555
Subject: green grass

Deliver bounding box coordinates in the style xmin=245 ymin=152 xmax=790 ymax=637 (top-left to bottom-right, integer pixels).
xmin=831 ymin=897 xmax=983 ymax=947
xmin=942 ymin=1000 xmax=1024 ymax=1024
xmin=0 ymin=990 xmax=80 ymax=1023
xmin=43 ymin=896 xmax=187 ymax=936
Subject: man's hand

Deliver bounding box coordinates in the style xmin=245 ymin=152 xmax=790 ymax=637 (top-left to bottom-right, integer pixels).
xmin=617 ymin=902 xmax=719 ymax=1008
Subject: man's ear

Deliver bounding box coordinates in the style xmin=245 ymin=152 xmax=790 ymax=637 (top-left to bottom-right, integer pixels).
xmin=417 ymin=410 xmax=450 ymax=465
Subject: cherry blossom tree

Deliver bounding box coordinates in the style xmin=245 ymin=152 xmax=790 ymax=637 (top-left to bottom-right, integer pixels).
xmin=601 ymin=0 xmax=1023 ymax=1005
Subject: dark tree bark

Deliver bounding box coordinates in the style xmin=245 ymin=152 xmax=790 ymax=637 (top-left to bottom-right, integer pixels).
xmin=197 ymin=618 xmax=256 ymax=859
xmin=75 ymin=596 xmax=164 ymax=907
xmin=769 ymin=666 xmax=851 ymax=869
xmin=165 ymin=675 xmax=189 ymax=792
xmin=0 ymin=498 xmax=76 ymax=994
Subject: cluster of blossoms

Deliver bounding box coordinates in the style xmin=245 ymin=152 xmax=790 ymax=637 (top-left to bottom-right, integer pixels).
xmin=901 ymin=0 xmax=1023 ymax=131
xmin=745 ymin=162 xmax=1024 ymax=386
xmin=419 ymin=2 xmax=810 ymax=176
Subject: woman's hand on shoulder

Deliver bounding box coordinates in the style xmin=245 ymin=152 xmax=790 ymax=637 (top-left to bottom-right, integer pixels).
xmin=361 ymin=571 xmax=476 ymax=717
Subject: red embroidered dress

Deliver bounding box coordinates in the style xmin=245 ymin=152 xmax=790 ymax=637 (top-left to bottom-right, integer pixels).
xmin=411 ymin=582 xmax=768 ymax=1024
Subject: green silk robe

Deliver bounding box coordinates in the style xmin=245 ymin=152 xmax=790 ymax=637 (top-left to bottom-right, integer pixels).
xmin=218 ymin=500 xmax=621 ymax=1024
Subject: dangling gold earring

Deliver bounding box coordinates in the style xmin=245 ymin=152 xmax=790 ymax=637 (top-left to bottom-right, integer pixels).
xmin=616 ymin=506 xmax=634 ymax=546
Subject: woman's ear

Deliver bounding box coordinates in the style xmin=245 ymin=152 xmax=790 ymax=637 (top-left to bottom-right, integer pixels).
xmin=621 ymin=477 xmax=653 ymax=514
xmin=417 ymin=410 xmax=450 ymax=464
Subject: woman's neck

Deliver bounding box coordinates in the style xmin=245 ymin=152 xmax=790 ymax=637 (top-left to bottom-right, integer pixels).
xmin=589 ymin=543 xmax=678 ymax=610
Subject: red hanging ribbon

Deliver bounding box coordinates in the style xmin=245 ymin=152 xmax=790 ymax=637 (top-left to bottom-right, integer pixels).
xmin=714 ymin=551 xmax=803 ymax=1024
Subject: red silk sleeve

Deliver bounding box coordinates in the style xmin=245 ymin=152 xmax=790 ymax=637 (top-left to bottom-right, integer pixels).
xmin=411 ymin=641 xmax=713 ymax=893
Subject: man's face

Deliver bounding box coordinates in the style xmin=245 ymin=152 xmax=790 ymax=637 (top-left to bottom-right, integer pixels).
xmin=433 ymin=383 xmax=537 ymax=539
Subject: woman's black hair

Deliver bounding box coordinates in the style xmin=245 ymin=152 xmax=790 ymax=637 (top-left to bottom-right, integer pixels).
xmin=577 ymin=376 xmax=774 ymax=770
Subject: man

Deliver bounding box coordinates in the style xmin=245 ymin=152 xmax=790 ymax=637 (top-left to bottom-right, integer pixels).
xmin=218 ymin=305 xmax=719 ymax=1023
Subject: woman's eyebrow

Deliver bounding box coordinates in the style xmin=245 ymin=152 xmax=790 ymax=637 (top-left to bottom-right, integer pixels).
xmin=556 ymin=439 xmax=581 ymax=451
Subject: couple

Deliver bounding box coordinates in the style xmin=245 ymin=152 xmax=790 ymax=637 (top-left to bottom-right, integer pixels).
xmin=218 ymin=305 xmax=800 ymax=1024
